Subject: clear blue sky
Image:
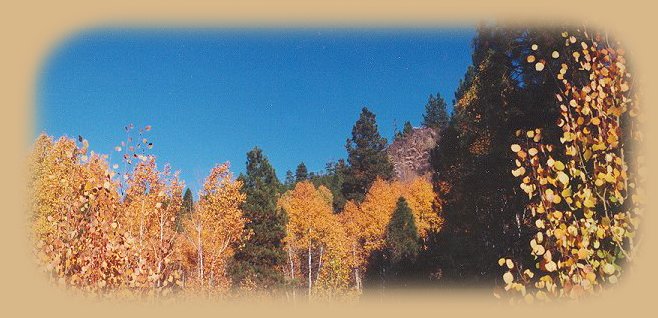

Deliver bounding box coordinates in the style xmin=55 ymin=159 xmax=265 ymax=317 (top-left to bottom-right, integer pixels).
xmin=36 ymin=28 xmax=475 ymax=195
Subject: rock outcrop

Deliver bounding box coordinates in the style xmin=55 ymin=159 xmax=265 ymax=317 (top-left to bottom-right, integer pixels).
xmin=386 ymin=127 xmax=439 ymax=182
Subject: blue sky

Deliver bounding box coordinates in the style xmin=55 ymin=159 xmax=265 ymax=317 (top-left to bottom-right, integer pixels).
xmin=36 ymin=28 xmax=475 ymax=195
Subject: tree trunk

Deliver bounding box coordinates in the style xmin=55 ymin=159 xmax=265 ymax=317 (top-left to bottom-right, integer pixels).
xmin=197 ymin=225 xmax=204 ymax=285
xmin=288 ymin=246 xmax=296 ymax=302
xmin=316 ymin=246 xmax=323 ymax=283
xmin=308 ymin=228 xmax=312 ymax=301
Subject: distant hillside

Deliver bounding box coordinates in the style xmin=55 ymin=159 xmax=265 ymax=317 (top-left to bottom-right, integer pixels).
xmin=386 ymin=127 xmax=439 ymax=182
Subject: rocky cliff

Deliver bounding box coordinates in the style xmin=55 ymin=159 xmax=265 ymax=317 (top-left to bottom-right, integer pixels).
xmin=386 ymin=127 xmax=439 ymax=182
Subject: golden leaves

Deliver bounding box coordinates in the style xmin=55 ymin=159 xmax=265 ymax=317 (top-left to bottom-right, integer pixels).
xmin=29 ymin=131 xmax=188 ymax=297
xmin=280 ymin=181 xmax=351 ymax=293
xmin=501 ymin=29 xmax=640 ymax=302
xmin=506 ymin=259 xmax=515 ymax=269
xmin=503 ymin=271 xmax=514 ymax=284
xmin=535 ymin=62 xmax=545 ymax=72
xmin=182 ymin=163 xmax=247 ymax=290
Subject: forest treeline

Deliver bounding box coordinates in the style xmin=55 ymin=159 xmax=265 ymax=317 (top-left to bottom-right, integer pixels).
xmin=28 ymin=25 xmax=642 ymax=302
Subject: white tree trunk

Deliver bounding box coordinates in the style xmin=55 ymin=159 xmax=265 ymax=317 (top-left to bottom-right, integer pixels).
xmin=197 ymin=224 xmax=204 ymax=285
xmin=288 ymin=245 xmax=296 ymax=301
xmin=307 ymin=228 xmax=312 ymax=301
xmin=316 ymin=246 xmax=323 ymax=283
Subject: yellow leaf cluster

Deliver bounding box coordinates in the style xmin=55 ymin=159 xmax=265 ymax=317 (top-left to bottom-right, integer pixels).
xmin=500 ymin=30 xmax=641 ymax=302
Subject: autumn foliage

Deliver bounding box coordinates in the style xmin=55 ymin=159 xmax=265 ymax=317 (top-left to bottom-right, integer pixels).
xmin=499 ymin=30 xmax=642 ymax=301
xmin=180 ymin=163 xmax=247 ymax=293
xmin=27 ymin=25 xmax=640 ymax=303
xmin=28 ymin=122 xmax=441 ymax=300
xmin=28 ymin=127 xmax=248 ymax=298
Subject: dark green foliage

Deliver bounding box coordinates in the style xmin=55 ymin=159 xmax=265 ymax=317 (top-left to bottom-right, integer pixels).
xmin=394 ymin=121 xmax=414 ymax=141
xmin=424 ymin=26 xmax=534 ymax=285
xmin=452 ymin=65 xmax=475 ymax=107
xmin=421 ymin=93 xmax=449 ymax=131
xmin=402 ymin=121 xmax=413 ymax=136
xmin=309 ymin=159 xmax=348 ymax=212
xmin=294 ymin=162 xmax=308 ymax=183
xmin=175 ymin=188 xmax=193 ymax=233
xmin=284 ymin=170 xmax=295 ymax=190
xmin=364 ymin=198 xmax=421 ymax=288
xmin=229 ymin=147 xmax=288 ymax=289
xmin=342 ymin=107 xmax=394 ymax=203
xmin=386 ymin=197 xmax=420 ymax=264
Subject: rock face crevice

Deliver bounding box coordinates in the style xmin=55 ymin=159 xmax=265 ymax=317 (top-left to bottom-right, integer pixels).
xmin=386 ymin=127 xmax=439 ymax=182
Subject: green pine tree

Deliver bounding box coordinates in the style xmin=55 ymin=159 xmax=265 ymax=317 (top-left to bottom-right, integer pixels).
xmin=452 ymin=65 xmax=475 ymax=107
xmin=426 ymin=25 xmax=529 ymax=283
xmin=284 ymin=170 xmax=295 ymax=190
xmin=394 ymin=121 xmax=414 ymax=141
xmin=229 ymin=147 xmax=288 ymax=289
xmin=386 ymin=197 xmax=420 ymax=265
xmin=309 ymin=159 xmax=348 ymax=212
xmin=294 ymin=162 xmax=308 ymax=183
xmin=342 ymin=107 xmax=394 ymax=202
xmin=175 ymin=188 xmax=193 ymax=233
xmin=422 ymin=93 xmax=449 ymax=131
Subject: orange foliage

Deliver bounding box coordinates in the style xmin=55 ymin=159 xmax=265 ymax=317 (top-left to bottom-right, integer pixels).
xmin=339 ymin=177 xmax=441 ymax=290
xmin=180 ymin=163 xmax=247 ymax=293
xmin=279 ymin=181 xmax=350 ymax=297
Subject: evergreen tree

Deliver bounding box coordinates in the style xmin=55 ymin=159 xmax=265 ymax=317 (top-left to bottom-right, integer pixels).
xmin=402 ymin=121 xmax=413 ymax=136
xmin=365 ymin=197 xmax=421 ymax=287
xmin=421 ymin=93 xmax=449 ymax=131
xmin=386 ymin=197 xmax=420 ymax=265
xmin=452 ymin=65 xmax=475 ymax=107
xmin=394 ymin=121 xmax=414 ymax=141
xmin=175 ymin=188 xmax=193 ymax=233
xmin=294 ymin=162 xmax=308 ymax=183
xmin=310 ymin=159 xmax=348 ymax=212
xmin=425 ymin=26 xmax=528 ymax=284
xmin=229 ymin=147 xmax=287 ymax=289
xmin=284 ymin=170 xmax=295 ymax=189
xmin=342 ymin=107 xmax=394 ymax=202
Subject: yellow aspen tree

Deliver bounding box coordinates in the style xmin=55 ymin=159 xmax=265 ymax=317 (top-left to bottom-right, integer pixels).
xmin=339 ymin=200 xmax=366 ymax=291
xmin=401 ymin=177 xmax=443 ymax=240
xmin=338 ymin=178 xmax=401 ymax=291
xmin=181 ymin=163 xmax=247 ymax=293
xmin=339 ymin=177 xmax=442 ymax=291
xmin=356 ymin=178 xmax=402 ymax=258
xmin=30 ymin=135 xmax=126 ymax=294
xmin=122 ymin=157 xmax=184 ymax=294
xmin=279 ymin=181 xmax=349 ymax=299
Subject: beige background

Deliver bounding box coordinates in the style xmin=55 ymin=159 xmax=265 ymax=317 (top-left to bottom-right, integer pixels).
xmin=2 ymin=0 xmax=655 ymax=316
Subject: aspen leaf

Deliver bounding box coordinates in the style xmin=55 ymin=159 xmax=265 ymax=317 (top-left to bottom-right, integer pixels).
xmin=554 ymin=161 xmax=565 ymax=171
xmin=603 ymin=263 xmax=615 ymax=275
xmin=557 ymin=172 xmax=569 ymax=184
xmin=503 ymin=271 xmax=514 ymax=284
xmin=535 ymin=62 xmax=545 ymax=72
xmin=528 ymin=148 xmax=538 ymax=156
